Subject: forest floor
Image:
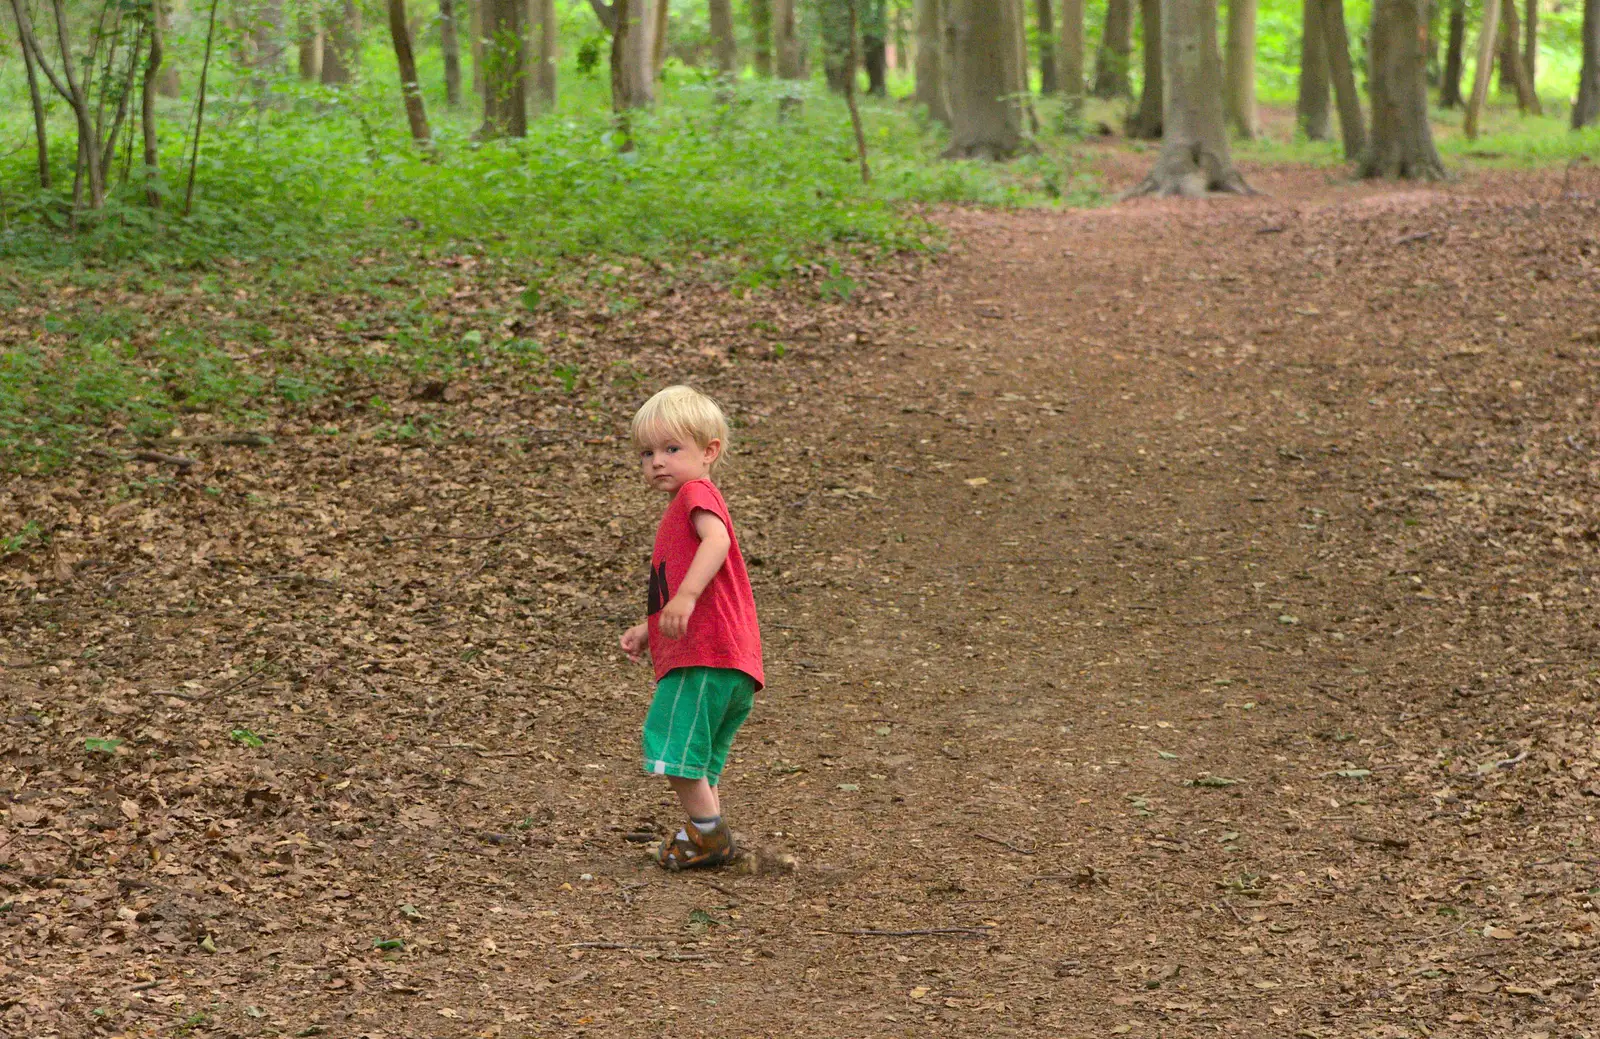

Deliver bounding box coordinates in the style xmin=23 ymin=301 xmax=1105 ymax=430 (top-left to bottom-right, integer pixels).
xmin=4 ymin=158 xmax=1600 ymax=1039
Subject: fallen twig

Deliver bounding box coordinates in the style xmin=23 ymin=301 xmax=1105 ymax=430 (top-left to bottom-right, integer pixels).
xmin=380 ymin=519 xmax=529 ymax=544
xmin=824 ymin=927 xmax=991 ymax=939
xmin=974 ymin=832 xmax=1035 ymax=855
xmin=1492 ymin=750 xmax=1530 ymax=770
xmin=1394 ymin=231 xmax=1435 ymax=246
xmin=195 ymin=653 xmax=284 ymax=701
xmin=1351 ymin=833 xmax=1411 ymax=851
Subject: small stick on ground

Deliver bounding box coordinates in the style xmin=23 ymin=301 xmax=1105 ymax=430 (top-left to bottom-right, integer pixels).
xmin=974 ymin=832 xmax=1035 ymax=855
xmin=196 ymin=653 xmax=284 ymax=701
xmin=824 ymin=927 xmax=991 ymax=939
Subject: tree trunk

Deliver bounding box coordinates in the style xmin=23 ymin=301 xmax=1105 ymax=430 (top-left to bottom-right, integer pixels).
xmin=1059 ymin=0 xmax=1084 ymax=102
xmin=1523 ymin=0 xmax=1536 ymax=85
xmin=388 ymin=0 xmax=432 ymax=144
xmin=21 ymin=0 xmax=106 ymax=208
xmin=863 ymin=0 xmax=888 ymax=95
xmin=1363 ymin=0 xmax=1446 ymax=178
xmin=616 ymin=0 xmax=657 ymax=107
xmin=822 ymin=0 xmax=854 ymax=92
xmin=1497 ymin=0 xmax=1539 ymax=112
xmin=322 ymin=0 xmax=361 ymax=84
xmin=944 ymin=0 xmax=1026 ymax=158
xmin=1464 ymin=0 xmax=1501 ymax=137
xmin=1577 ymin=0 xmax=1599 ymax=128
xmin=914 ymin=0 xmax=948 ymax=120
xmin=1037 ymin=0 xmax=1058 ymax=92
xmin=1439 ymin=0 xmax=1464 ymax=106
xmin=142 ymin=0 xmax=162 ymax=203
xmin=440 ymin=0 xmax=462 ymax=104
xmin=751 ymin=0 xmax=773 ymax=74
xmin=1092 ymin=0 xmax=1133 ymax=96
xmin=471 ymin=0 xmax=484 ymax=95
xmin=1130 ymin=0 xmax=1248 ymax=195
xmin=9 ymin=0 xmax=51 ymax=188
xmin=1224 ymin=0 xmax=1257 ymax=137
xmin=1297 ymin=0 xmax=1330 ymax=139
xmin=1316 ymin=0 xmax=1365 ymax=157
xmin=481 ymin=0 xmax=526 ymax=134
xmin=651 ymin=0 xmax=668 ymax=78
xmin=155 ymin=0 xmax=180 ymax=94
xmin=710 ymin=0 xmax=737 ymax=74
xmin=1126 ymin=0 xmax=1161 ymax=137
xmin=774 ymin=0 xmax=802 ymax=79
xmin=298 ymin=14 xmax=324 ymax=81
xmin=533 ymin=0 xmax=556 ymax=107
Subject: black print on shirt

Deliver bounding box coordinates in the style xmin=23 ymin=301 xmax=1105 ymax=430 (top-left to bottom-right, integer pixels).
xmin=647 ymin=561 xmax=669 ymax=616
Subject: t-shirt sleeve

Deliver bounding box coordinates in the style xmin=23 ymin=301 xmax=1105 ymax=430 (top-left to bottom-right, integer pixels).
xmin=678 ymin=482 xmax=728 ymax=537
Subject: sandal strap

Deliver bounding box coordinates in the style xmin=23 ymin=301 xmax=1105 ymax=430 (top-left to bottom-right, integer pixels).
xmin=657 ymin=822 xmax=735 ymax=870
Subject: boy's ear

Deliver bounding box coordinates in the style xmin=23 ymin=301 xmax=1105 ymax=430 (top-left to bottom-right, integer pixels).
xmin=704 ymin=438 xmax=723 ymax=464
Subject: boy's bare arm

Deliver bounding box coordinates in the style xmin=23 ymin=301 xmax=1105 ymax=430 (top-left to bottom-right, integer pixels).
xmin=658 ymin=510 xmax=730 ymax=638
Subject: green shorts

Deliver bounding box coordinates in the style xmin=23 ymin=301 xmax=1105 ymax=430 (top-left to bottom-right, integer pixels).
xmin=641 ymin=666 xmax=755 ymax=785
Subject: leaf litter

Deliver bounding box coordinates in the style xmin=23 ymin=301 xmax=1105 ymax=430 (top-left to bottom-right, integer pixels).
xmin=2 ymin=166 xmax=1599 ymax=1036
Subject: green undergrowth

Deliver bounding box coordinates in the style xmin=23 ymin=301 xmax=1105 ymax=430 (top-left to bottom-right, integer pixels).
xmin=0 ymin=68 xmax=1104 ymax=474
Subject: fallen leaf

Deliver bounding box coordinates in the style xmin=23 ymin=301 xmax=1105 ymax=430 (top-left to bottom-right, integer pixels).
xmin=963 ymin=477 xmax=989 ymax=487
xmin=1483 ymin=925 xmax=1518 ymax=940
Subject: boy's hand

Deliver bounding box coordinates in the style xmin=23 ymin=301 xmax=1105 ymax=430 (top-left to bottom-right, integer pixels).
xmin=620 ymin=622 xmax=649 ymax=663
xmin=658 ymin=592 xmax=696 ymax=639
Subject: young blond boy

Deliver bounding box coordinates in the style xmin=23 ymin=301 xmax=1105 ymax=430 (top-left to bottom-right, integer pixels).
xmin=620 ymin=386 xmax=763 ymax=870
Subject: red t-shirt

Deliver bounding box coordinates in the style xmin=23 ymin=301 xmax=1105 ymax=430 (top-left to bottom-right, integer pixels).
xmin=647 ymin=479 xmax=764 ymax=689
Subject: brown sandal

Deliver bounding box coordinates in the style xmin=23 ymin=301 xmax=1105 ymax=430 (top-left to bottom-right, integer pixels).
xmin=656 ymin=821 xmax=736 ymax=871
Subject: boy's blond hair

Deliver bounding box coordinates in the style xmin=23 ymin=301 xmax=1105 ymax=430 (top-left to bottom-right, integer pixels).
xmin=631 ymin=385 xmax=730 ymax=470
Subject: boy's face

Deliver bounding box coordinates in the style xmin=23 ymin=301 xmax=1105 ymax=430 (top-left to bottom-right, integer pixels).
xmin=637 ymin=429 xmax=721 ymax=494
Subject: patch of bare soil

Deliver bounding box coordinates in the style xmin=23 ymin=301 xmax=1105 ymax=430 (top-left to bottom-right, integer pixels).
xmin=4 ymin=167 xmax=1599 ymax=1039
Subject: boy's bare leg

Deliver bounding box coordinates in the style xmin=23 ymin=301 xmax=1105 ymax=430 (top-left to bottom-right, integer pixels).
xmin=666 ymin=775 xmax=720 ymax=820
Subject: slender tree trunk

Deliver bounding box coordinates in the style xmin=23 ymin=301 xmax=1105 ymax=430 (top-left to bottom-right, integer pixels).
xmin=822 ymin=0 xmax=854 ymax=92
xmin=471 ymin=0 xmax=484 ymax=94
xmin=710 ymin=0 xmax=737 ymax=74
xmin=610 ymin=0 xmax=633 ymax=145
xmin=1092 ymin=0 xmax=1133 ymax=97
xmin=1126 ymin=0 xmax=1161 ymax=137
xmin=1523 ymin=0 xmax=1536 ymax=85
xmin=1297 ymin=0 xmax=1331 ymax=139
xmin=651 ymin=0 xmax=667 ymax=77
xmin=1497 ymin=0 xmax=1540 ymax=112
xmin=863 ymin=0 xmax=888 ymax=95
xmin=1364 ymin=0 xmax=1446 ymax=177
xmin=845 ymin=0 xmax=870 ymax=181
xmin=751 ymin=0 xmax=773 ymax=74
xmin=1464 ymin=0 xmax=1501 ymax=136
xmin=155 ymin=0 xmax=180 ymax=94
xmin=1316 ymin=0 xmax=1365 ymax=157
xmin=1037 ymin=0 xmax=1058 ymax=92
xmin=1225 ymin=0 xmax=1257 ymax=137
xmin=1577 ymin=0 xmax=1600 ymax=128
xmin=944 ymin=0 xmax=1026 ymax=158
xmin=388 ymin=0 xmax=432 ymax=144
xmin=322 ymin=0 xmax=361 ymax=84
xmin=914 ymin=0 xmax=948 ymax=120
xmin=141 ymin=0 xmax=161 ymax=203
xmin=440 ymin=0 xmax=462 ymax=104
xmin=184 ymin=0 xmax=221 ymax=214
xmin=1131 ymin=0 xmax=1248 ymax=195
xmin=1440 ymin=0 xmax=1464 ymax=106
xmin=533 ymin=0 xmax=555 ymax=107
xmin=9 ymin=0 xmax=51 ymax=188
xmin=1059 ymin=0 xmax=1083 ymax=103
xmin=42 ymin=0 xmax=105 ymax=208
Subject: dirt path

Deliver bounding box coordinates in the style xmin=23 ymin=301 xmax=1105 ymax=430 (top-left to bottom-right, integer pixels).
xmin=4 ymin=170 xmax=1599 ymax=1038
